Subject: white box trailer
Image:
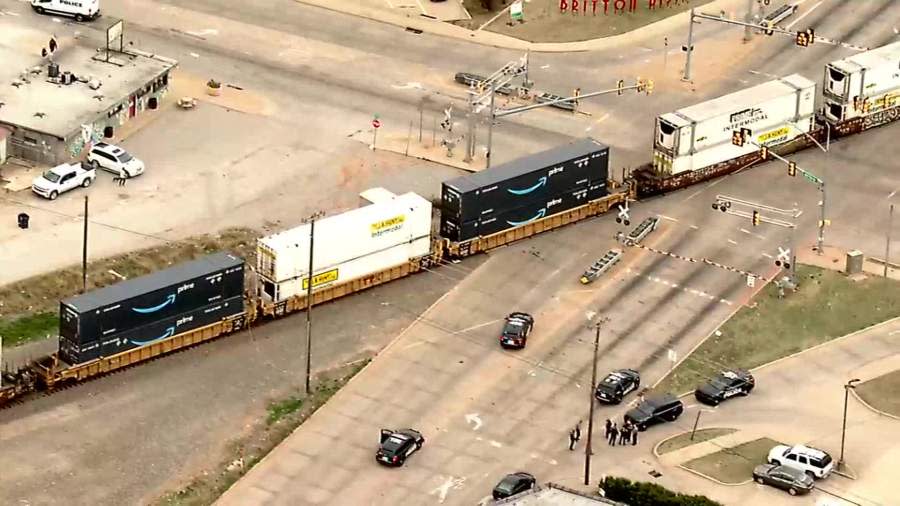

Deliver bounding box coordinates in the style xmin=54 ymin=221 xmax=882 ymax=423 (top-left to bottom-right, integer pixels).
xmin=652 ymin=74 xmax=816 ymax=176
xmin=266 ymin=237 xmax=431 ymax=302
xmin=822 ymin=40 xmax=900 ymax=123
xmin=256 ymin=191 xmax=432 ymax=301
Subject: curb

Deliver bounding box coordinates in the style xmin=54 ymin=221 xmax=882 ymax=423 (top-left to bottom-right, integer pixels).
xmin=849 ymin=387 xmax=900 ymax=422
xmin=293 ymin=0 xmax=736 ymax=53
xmin=750 ymin=316 xmax=900 ymax=374
xmin=651 ymin=428 xmax=737 ymax=459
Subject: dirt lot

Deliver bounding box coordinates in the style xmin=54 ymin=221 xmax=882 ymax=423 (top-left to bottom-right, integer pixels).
xmin=460 ymin=0 xmax=712 ymax=42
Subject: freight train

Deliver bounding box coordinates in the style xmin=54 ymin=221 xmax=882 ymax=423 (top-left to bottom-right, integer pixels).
xmin=2 ymin=41 xmax=899 ymax=407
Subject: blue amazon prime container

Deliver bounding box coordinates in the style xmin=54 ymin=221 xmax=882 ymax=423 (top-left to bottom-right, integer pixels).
xmin=59 ymin=252 xmax=244 ymax=346
xmin=441 ymin=138 xmax=609 ymax=224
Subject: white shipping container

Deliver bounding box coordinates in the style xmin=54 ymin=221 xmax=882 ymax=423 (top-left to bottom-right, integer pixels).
xmin=822 ymin=40 xmax=900 ymax=123
xmin=257 ymin=192 xmax=432 ymax=284
xmin=652 ymin=74 xmax=816 ymax=175
xmin=265 ymin=236 xmax=431 ymax=302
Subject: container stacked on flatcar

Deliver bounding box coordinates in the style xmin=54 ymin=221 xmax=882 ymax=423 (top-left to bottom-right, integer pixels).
xmin=440 ymin=138 xmax=610 ymax=242
xmin=58 ymin=253 xmax=245 ymax=364
xmin=256 ymin=191 xmax=433 ymax=303
xmin=822 ymin=40 xmax=900 ymax=125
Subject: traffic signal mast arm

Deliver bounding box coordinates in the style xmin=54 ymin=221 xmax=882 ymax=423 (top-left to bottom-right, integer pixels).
xmin=692 ymin=11 xmax=868 ymax=51
xmin=744 ymin=135 xmax=823 ymax=185
xmin=494 ymin=79 xmax=652 ymax=118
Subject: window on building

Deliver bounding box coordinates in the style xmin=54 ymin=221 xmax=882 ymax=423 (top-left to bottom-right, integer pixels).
xmin=24 ymin=136 xmax=38 ymax=146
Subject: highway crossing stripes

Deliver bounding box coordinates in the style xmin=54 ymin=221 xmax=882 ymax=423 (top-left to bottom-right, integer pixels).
xmin=625 ymin=269 xmax=734 ymax=306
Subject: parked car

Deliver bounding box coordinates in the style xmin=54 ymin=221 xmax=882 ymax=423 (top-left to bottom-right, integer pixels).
xmin=694 ymin=369 xmax=755 ymax=405
xmin=595 ymin=369 xmax=641 ymax=404
xmin=32 ymin=161 xmax=95 ymax=200
xmin=767 ymin=444 xmax=834 ymax=479
xmin=624 ymin=393 xmax=683 ymax=431
xmin=499 ymin=312 xmax=534 ymax=349
xmin=87 ymin=142 xmax=145 ymax=179
xmin=752 ymin=464 xmax=814 ymax=496
xmin=492 ymin=472 xmax=536 ymax=500
xmin=376 ymin=428 xmax=424 ymax=467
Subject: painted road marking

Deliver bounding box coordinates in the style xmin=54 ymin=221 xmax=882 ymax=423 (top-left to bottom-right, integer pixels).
xmin=787 ymin=0 xmax=822 ymax=30
xmin=596 ymin=113 xmax=610 ymax=123
xmin=659 ymin=215 xmax=679 ymax=222
xmin=403 ymin=340 xmax=428 ymax=350
xmin=458 ymin=319 xmax=500 ymax=333
xmin=690 ymin=225 xmax=700 ymax=230
xmin=728 ymin=239 xmax=738 ymax=245
xmin=630 ymin=271 xmax=733 ymax=305
xmin=762 ymin=253 xmax=774 ymax=259
xmin=430 ymin=476 xmax=466 ymax=504
xmin=465 ymin=413 xmax=483 ymax=430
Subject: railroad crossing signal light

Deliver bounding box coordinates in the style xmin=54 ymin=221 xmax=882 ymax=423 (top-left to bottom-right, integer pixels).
xmin=759 ymin=146 xmax=769 ymax=160
xmin=787 ymin=161 xmax=797 ymax=177
xmin=616 ymin=79 xmax=625 ymax=96
xmin=752 ymin=210 xmax=761 ymax=227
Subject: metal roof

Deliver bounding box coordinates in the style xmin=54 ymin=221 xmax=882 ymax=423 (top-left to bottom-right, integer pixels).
xmin=494 ymin=483 xmax=625 ymax=505
xmin=444 ymin=138 xmax=608 ymax=194
xmin=663 ymin=74 xmax=815 ymax=126
xmin=62 ymin=252 xmax=243 ymax=313
xmin=829 ymin=40 xmax=900 ymax=72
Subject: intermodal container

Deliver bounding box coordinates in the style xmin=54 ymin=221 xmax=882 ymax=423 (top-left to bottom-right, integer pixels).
xmin=652 ymin=74 xmax=816 ymax=176
xmin=59 ymin=253 xmax=245 ymax=345
xmin=59 ymin=296 xmax=245 ymax=365
xmin=442 ymin=138 xmax=609 ymax=223
xmin=822 ymin=40 xmax=900 ymax=123
xmin=256 ymin=192 xmax=432 ymax=285
xmin=441 ymin=180 xmax=607 ymax=242
xmin=263 ymin=236 xmax=431 ymax=302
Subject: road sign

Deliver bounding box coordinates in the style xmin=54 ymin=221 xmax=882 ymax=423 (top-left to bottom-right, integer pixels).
xmin=372 ymin=119 xmax=381 ymax=129
xmin=803 ymin=171 xmax=822 ymax=185
xmin=510 ymin=0 xmax=523 ymax=21
xmin=746 ymin=274 xmax=756 ymax=287
xmin=667 ymin=349 xmax=677 ymax=363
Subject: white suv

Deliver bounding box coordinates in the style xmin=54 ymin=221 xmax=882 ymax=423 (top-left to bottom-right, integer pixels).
xmin=767 ymin=444 xmax=834 ymax=479
xmin=87 ymin=143 xmax=145 ymax=179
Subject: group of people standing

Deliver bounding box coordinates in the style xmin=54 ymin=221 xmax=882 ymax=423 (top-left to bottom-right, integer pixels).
xmin=567 ymin=418 xmax=639 ymax=450
xmin=604 ymin=418 xmax=638 ymax=446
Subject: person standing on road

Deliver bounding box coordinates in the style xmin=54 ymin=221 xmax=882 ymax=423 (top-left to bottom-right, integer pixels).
xmin=569 ymin=428 xmax=578 ymax=451
xmin=608 ymin=423 xmax=618 ymax=446
xmin=619 ymin=423 xmax=630 ymax=445
xmin=575 ymin=420 xmax=582 ymax=442
xmin=604 ymin=419 xmax=612 ymax=440
xmin=631 ymin=426 xmax=639 ymax=446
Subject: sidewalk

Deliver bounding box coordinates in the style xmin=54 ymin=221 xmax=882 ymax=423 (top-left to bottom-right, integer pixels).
xmin=294 ymin=0 xmax=748 ymax=53
xmin=656 ymin=429 xmax=764 ymax=468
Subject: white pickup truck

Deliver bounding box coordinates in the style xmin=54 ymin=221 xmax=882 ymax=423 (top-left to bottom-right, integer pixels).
xmin=32 ymin=161 xmax=96 ymax=200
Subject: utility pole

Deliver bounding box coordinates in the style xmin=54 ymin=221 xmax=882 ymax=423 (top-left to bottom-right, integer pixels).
xmin=82 ymin=195 xmax=88 ymax=293
xmin=304 ymin=211 xmax=324 ymax=395
xmin=743 ymin=0 xmax=754 ymax=42
xmin=584 ymin=317 xmax=608 ymax=486
xmin=886 ymin=204 xmax=894 ymax=277
xmin=486 ymin=81 xmax=496 ymax=169
xmin=839 ymin=378 xmax=861 ymax=469
xmin=464 ymin=92 xmax=475 ymax=163
xmin=682 ymin=9 xmax=696 ymax=82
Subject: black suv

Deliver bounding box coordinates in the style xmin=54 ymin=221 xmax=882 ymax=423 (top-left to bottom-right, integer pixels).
xmin=694 ymin=369 xmax=755 ymax=405
xmin=624 ymin=394 xmax=684 ymax=431
xmin=594 ymin=369 xmax=641 ymax=404
xmin=499 ymin=312 xmax=534 ymax=349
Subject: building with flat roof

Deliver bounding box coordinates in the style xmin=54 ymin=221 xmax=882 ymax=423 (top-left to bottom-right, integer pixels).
xmin=0 ymin=22 xmax=177 ymax=165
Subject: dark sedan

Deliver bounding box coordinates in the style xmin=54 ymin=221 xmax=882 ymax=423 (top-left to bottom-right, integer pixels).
xmin=753 ymin=464 xmax=814 ymax=496
xmin=376 ymin=428 xmax=424 ymax=467
xmin=595 ymin=368 xmax=641 ymax=404
xmin=500 ymin=312 xmax=534 ymax=349
xmin=492 ymin=472 xmax=536 ymax=500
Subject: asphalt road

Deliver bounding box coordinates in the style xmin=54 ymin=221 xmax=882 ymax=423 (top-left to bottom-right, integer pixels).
xmin=0 ymin=0 xmax=898 ymax=505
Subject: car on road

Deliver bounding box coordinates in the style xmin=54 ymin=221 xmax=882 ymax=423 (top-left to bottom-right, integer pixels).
xmin=752 ymin=464 xmax=815 ymax=496
xmin=694 ymin=369 xmax=755 ymax=405
xmin=595 ymin=368 xmax=641 ymax=404
xmin=767 ymin=444 xmax=834 ymax=479
xmin=32 ymin=162 xmax=96 ymax=200
xmin=31 ymin=0 xmax=99 ymax=21
xmin=624 ymin=393 xmax=684 ymax=431
xmin=492 ymin=472 xmax=536 ymax=500
xmin=376 ymin=428 xmax=424 ymax=467
xmin=499 ymin=312 xmax=534 ymax=349
xmin=87 ymin=142 xmax=145 ymax=179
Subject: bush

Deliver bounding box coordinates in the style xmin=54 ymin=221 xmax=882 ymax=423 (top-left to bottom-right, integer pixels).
xmin=599 ymin=477 xmax=722 ymax=506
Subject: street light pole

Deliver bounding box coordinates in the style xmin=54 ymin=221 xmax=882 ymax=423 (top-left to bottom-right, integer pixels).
xmin=839 ymin=378 xmax=861 ymax=468
xmin=682 ymin=9 xmax=696 ymax=82
xmin=886 ymin=204 xmax=895 ymax=278
xmin=304 ymin=212 xmax=323 ymax=395
xmin=743 ymin=0 xmax=754 ymax=42
xmin=584 ymin=318 xmax=608 ymax=486
xmin=486 ymin=81 xmax=496 ymax=169
xmin=82 ymin=195 xmax=89 ymax=293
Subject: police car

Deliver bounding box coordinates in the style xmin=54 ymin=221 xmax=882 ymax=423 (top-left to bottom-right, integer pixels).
xmin=376 ymin=428 xmax=425 ymax=467
xmin=694 ymin=369 xmax=755 ymax=405
xmin=499 ymin=312 xmax=534 ymax=349
xmin=594 ymin=368 xmax=641 ymax=404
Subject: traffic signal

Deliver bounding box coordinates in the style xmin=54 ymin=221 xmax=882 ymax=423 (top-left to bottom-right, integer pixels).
xmin=616 ymin=79 xmax=625 ymax=96
xmin=752 ymin=210 xmax=761 ymax=227
xmin=763 ymin=20 xmax=775 ymax=36
xmin=806 ymin=28 xmax=815 ymax=44
xmin=787 ymin=161 xmax=797 ymax=177
xmin=759 ymin=146 xmax=769 ymax=160
xmin=732 ymin=130 xmax=744 ymax=147
xmin=645 ymin=79 xmax=654 ymax=95
xmin=795 ymin=31 xmax=809 ymax=47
